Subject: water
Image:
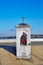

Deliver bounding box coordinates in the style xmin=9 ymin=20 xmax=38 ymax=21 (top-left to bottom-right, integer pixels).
xmin=0 ymin=45 xmax=16 ymax=56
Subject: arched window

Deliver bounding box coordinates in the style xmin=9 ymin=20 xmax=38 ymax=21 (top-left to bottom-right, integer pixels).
xmin=20 ymin=32 xmax=27 ymax=45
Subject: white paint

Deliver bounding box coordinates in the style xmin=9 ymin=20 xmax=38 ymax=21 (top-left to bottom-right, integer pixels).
xmin=16 ymin=45 xmax=31 ymax=59
xmin=16 ymin=26 xmax=31 ymax=59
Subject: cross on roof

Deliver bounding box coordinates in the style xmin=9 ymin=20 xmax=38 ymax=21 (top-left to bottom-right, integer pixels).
xmin=22 ymin=16 xmax=25 ymax=23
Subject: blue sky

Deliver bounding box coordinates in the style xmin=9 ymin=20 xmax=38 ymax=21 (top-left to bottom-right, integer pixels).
xmin=0 ymin=0 xmax=43 ymax=36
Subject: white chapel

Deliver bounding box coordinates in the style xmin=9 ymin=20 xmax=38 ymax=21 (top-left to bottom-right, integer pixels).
xmin=16 ymin=18 xmax=31 ymax=59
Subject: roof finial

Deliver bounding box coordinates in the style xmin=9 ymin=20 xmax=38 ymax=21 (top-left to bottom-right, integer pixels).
xmin=22 ymin=16 xmax=25 ymax=23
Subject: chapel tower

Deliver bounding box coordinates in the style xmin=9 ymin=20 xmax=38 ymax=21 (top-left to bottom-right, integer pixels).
xmin=16 ymin=17 xmax=31 ymax=59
